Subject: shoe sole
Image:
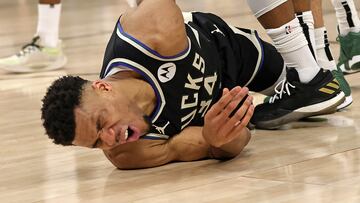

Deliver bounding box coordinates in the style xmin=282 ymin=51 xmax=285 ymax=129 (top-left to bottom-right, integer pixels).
xmin=0 ymin=56 xmax=67 ymax=73
xmin=337 ymin=95 xmax=353 ymax=111
xmin=339 ymin=55 xmax=360 ymax=75
xmin=341 ymin=65 xmax=360 ymax=75
xmin=254 ymin=92 xmax=346 ymax=129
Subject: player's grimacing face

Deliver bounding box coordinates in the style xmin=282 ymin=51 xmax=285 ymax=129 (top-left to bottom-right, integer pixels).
xmin=72 ymin=85 xmax=151 ymax=150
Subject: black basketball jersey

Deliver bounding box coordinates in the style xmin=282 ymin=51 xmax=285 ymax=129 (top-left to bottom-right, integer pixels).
xmin=100 ymin=12 xmax=263 ymax=140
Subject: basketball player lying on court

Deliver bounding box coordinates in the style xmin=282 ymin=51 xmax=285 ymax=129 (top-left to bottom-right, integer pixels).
xmin=41 ymin=0 xmax=287 ymax=169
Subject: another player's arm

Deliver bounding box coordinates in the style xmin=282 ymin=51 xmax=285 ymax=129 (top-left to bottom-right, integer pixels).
xmin=104 ymin=87 xmax=253 ymax=169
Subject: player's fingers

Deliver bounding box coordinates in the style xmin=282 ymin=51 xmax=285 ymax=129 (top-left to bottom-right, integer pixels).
xmin=205 ymin=88 xmax=233 ymax=128
xmin=216 ymin=87 xmax=249 ymax=120
xmin=223 ymin=87 xmax=230 ymax=96
xmin=205 ymin=87 xmax=240 ymax=119
xmin=233 ymin=104 xmax=254 ymax=130
xmin=216 ymin=104 xmax=254 ymax=146
xmin=230 ymin=95 xmax=253 ymax=121
xmin=219 ymin=96 xmax=253 ymax=136
xmin=211 ymin=87 xmax=248 ymax=127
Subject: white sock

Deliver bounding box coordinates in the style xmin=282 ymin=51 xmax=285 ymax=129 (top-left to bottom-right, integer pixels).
xmin=331 ymin=0 xmax=360 ymax=36
xmin=36 ymin=4 xmax=61 ymax=47
xmin=296 ymin=11 xmax=317 ymax=60
xmin=267 ymin=18 xmax=320 ymax=83
xmin=315 ymin=27 xmax=337 ymax=71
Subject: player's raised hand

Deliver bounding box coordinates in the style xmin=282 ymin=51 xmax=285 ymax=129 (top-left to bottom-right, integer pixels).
xmin=203 ymin=86 xmax=254 ymax=148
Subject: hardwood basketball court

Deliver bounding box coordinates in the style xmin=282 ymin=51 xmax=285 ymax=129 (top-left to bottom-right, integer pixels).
xmin=0 ymin=0 xmax=359 ymax=202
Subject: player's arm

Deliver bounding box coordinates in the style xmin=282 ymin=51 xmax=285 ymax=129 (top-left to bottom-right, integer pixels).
xmin=103 ymin=125 xmax=250 ymax=170
xmin=170 ymin=85 xmax=254 ymax=162
xmin=103 ymin=127 xmax=212 ymax=170
xmin=103 ymin=86 xmax=253 ymax=169
xmin=121 ymin=0 xmax=188 ymax=56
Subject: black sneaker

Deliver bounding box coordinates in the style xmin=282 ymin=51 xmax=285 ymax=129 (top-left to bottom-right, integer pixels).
xmin=251 ymin=68 xmax=345 ymax=129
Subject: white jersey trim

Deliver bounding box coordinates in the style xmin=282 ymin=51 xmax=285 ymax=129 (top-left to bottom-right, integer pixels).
xmin=142 ymin=133 xmax=170 ymax=140
xmin=183 ymin=12 xmax=201 ymax=47
xmin=116 ymin=27 xmax=192 ymax=62
xmin=229 ymin=25 xmax=263 ymax=87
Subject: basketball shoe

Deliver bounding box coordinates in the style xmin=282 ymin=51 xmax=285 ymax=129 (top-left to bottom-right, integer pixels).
xmin=264 ymin=68 xmax=352 ymax=111
xmin=251 ymin=68 xmax=345 ymax=129
xmin=337 ymin=31 xmax=360 ymax=74
xmin=0 ymin=36 xmax=67 ymax=73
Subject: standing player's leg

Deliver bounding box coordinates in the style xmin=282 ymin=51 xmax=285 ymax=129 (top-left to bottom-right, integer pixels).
xmin=331 ymin=0 xmax=360 ymax=74
xmin=0 ymin=0 xmax=66 ymax=73
xmin=246 ymin=0 xmax=345 ymax=129
xmin=312 ymin=0 xmax=352 ymax=110
xmin=293 ymin=0 xmax=317 ymax=60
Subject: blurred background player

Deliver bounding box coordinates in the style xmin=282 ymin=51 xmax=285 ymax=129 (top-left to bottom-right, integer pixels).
xmin=0 ymin=0 xmax=66 ymax=73
xmin=0 ymin=0 xmax=139 ymax=73
xmin=311 ymin=0 xmax=354 ymax=109
xmin=331 ymin=0 xmax=360 ymax=74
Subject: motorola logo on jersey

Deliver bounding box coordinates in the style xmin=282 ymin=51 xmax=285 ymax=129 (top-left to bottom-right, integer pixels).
xmin=158 ymin=63 xmax=177 ymax=83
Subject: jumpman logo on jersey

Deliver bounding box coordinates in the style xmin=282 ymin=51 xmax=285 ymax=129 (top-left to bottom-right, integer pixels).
xmin=211 ymin=24 xmax=225 ymax=36
xmin=153 ymin=121 xmax=170 ymax=134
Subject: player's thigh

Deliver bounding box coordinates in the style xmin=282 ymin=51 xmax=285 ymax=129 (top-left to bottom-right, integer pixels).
xmin=247 ymin=39 xmax=286 ymax=95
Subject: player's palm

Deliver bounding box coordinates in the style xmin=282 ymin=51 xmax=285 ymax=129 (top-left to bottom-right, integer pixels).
xmin=203 ymin=86 xmax=254 ymax=148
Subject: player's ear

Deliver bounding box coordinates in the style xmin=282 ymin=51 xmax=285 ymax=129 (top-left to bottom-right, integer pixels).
xmin=92 ymin=80 xmax=112 ymax=91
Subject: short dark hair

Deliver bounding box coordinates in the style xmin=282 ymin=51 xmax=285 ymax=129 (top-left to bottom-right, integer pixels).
xmin=41 ymin=76 xmax=88 ymax=146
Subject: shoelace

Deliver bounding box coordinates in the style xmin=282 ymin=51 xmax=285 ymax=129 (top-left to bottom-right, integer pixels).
xmin=268 ymin=79 xmax=296 ymax=103
xmin=16 ymin=36 xmax=42 ymax=57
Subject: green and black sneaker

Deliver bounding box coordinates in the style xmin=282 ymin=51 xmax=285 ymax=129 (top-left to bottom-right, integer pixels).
xmin=337 ymin=31 xmax=360 ymax=74
xmin=331 ymin=67 xmax=352 ymax=110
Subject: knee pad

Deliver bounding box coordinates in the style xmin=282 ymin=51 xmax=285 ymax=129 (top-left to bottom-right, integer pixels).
xmin=247 ymin=0 xmax=287 ymax=18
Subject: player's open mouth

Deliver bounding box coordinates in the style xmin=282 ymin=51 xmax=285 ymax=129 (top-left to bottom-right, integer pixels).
xmin=124 ymin=127 xmax=133 ymax=140
xmin=124 ymin=126 xmax=141 ymax=143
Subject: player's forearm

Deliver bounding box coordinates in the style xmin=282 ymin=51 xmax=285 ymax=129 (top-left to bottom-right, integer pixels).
xmin=209 ymin=128 xmax=251 ymax=159
xmin=103 ymin=139 xmax=176 ymax=169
